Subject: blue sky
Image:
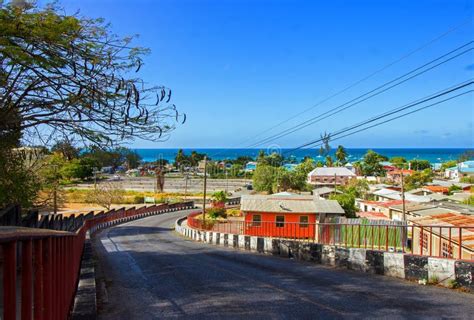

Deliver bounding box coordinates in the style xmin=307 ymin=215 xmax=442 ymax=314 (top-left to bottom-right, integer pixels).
xmin=57 ymin=0 xmax=473 ymax=148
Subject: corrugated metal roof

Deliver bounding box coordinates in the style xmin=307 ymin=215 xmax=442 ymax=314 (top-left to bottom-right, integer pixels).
xmin=308 ymin=167 xmax=356 ymax=177
xmin=241 ymin=194 xmax=345 ymax=214
xmin=410 ymin=212 xmax=474 ymax=251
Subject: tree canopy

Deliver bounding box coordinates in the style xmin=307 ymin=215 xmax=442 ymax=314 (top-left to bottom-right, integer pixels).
xmin=0 ymin=2 xmax=184 ymax=147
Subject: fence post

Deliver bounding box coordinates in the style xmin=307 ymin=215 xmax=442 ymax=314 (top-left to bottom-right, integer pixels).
xmin=21 ymin=239 xmax=33 ymax=320
xmin=458 ymin=227 xmax=462 ymax=259
xmin=34 ymin=239 xmax=44 ymax=320
xmin=3 ymin=241 xmax=17 ymax=320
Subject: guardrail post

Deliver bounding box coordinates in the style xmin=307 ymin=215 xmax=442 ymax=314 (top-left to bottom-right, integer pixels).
xmin=3 ymin=241 xmax=17 ymax=320
xmin=43 ymin=237 xmax=52 ymax=320
xmin=21 ymin=239 xmax=33 ymax=320
xmin=34 ymin=239 xmax=44 ymax=320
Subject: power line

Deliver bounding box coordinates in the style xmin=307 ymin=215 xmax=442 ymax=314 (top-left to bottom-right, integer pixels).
xmin=248 ymin=41 xmax=473 ymax=148
xmin=225 ymin=17 xmax=474 ymax=150
xmin=283 ymin=80 xmax=474 ymax=154
xmin=327 ymin=90 xmax=473 ymax=147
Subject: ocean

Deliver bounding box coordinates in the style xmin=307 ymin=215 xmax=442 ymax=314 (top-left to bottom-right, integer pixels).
xmin=133 ymin=148 xmax=472 ymax=164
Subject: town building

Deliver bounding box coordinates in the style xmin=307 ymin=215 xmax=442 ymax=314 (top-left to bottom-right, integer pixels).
xmin=444 ymin=161 xmax=474 ymax=180
xmin=244 ymin=161 xmax=257 ymax=172
xmin=307 ymin=167 xmax=356 ymax=186
xmin=410 ymin=213 xmax=474 ymax=260
xmin=386 ymin=169 xmax=414 ymax=184
xmin=240 ymin=194 xmax=344 ymax=239
xmin=312 ymin=187 xmax=342 ymax=199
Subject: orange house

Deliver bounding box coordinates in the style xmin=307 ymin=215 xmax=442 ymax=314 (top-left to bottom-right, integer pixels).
xmin=241 ymin=194 xmax=345 ymax=239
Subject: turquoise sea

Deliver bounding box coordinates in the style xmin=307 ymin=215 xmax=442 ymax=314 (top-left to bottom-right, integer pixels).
xmin=133 ymin=148 xmax=472 ymax=164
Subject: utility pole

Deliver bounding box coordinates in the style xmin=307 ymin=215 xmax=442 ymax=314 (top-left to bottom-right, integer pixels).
xmin=184 ymin=171 xmax=189 ymax=200
xmin=53 ymin=164 xmax=58 ymax=215
xmin=401 ymin=171 xmax=406 ymax=221
xmin=202 ymin=156 xmax=208 ymax=221
xmin=225 ymin=164 xmax=229 ymax=194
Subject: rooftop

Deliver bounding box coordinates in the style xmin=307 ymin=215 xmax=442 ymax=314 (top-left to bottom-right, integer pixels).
xmin=241 ymin=194 xmax=345 ymax=214
xmin=308 ymin=167 xmax=356 ymax=177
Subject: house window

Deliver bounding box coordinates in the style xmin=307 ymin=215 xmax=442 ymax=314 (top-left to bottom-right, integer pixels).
xmin=276 ymin=216 xmax=285 ymax=228
xmin=299 ymin=216 xmax=309 ymax=228
xmin=422 ymin=233 xmax=428 ymax=250
xmin=252 ymin=214 xmax=261 ymax=227
xmin=442 ymin=242 xmax=453 ymax=258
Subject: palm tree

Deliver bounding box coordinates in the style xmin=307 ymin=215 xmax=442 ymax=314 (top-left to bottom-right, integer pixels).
xmin=335 ymin=145 xmax=347 ymax=166
xmin=325 ymin=155 xmax=334 ymax=167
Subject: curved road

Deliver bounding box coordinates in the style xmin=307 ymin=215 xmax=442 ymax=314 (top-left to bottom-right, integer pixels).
xmin=93 ymin=211 xmax=474 ymax=319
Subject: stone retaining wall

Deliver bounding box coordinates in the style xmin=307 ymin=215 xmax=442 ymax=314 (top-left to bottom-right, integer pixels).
xmin=176 ymin=218 xmax=473 ymax=292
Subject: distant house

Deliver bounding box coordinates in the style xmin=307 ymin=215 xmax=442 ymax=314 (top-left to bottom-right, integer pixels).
xmin=429 ymin=179 xmax=472 ymax=191
xmin=380 ymin=161 xmax=396 ymax=172
xmin=410 ymin=212 xmax=474 ymax=260
xmin=244 ymin=161 xmax=257 ymax=172
xmin=445 ymin=161 xmax=474 ymax=179
xmin=386 ymin=169 xmax=414 ymax=184
xmin=344 ymin=162 xmax=356 ymax=174
xmin=240 ymin=194 xmax=344 ymax=239
xmin=282 ymin=163 xmax=298 ymax=171
xmin=312 ymin=187 xmax=342 ymax=199
xmin=307 ymin=167 xmax=356 ymax=186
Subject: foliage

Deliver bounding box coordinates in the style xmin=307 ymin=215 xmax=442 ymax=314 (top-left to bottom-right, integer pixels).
xmin=51 ymin=140 xmax=79 ymax=160
xmin=460 ymin=176 xmax=474 ymax=183
xmin=86 ymin=182 xmax=125 ymax=210
xmin=226 ymin=208 xmax=241 ymax=217
xmin=207 ymin=207 xmax=226 ymax=220
xmin=257 ymin=151 xmax=284 ymax=167
xmin=0 ymin=2 xmax=184 ymax=147
xmin=458 ymin=150 xmax=474 ymax=162
xmin=174 ymin=149 xmax=206 ymax=168
xmin=36 ymin=153 xmax=67 ymax=208
xmin=359 ymin=150 xmax=386 ymax=176
xmin=325 ymin=155 xmax=334 ymax=167
xmin=60 ymin=158 xmax=94 ymax=180
xmin=232 ymin=156 xmax=254 ymax=166
xmin=253 ymin=159 xmax=313 ymax=193
xmin=252 ymin=164 xmax=279 ymax=193
xmin=441 ymin=160 xmax=458 ymax=171
xmin=335 ymin=145 xmax=347 ymax=165
xmin=82 ymin=146 xmax=141 ymax=169
xmin=404 ymin=169 xmax=433 ymax=191
xmin=291 ymin=158 xmax=315 ymax=190
xmin=390 ymin=156 xmax=407 ymax=169
xmin=133 ymin=195 xmax=145 ymax=204
xmin=464 ymin=195 xmax=474 ymax=206
xmin=448 ymin=185 xmax=462 ymax=195
xmin=409 ymin=159 xmax=431 ymax=171
xmin=329 ymin=193 xmax=357 ymax=218
xmin=212 ymin=190 xmax=227 ymax=203
xmin=0 ymin=147 xmax=41 ymax=208
xmin=343 ymin=179 xmax=369 ymax=199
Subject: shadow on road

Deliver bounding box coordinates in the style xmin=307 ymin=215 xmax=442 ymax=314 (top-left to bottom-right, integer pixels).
xmin=91 ymin=223 xmax=474 ymax=320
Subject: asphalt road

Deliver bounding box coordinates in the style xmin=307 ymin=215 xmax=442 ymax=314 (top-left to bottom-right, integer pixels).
xmin=93 ymin=211 xmax=474 ymax=320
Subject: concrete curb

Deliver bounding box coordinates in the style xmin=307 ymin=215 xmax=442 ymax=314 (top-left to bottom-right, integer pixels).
xmin=71 ymin=231 xmax=97 ymax=320
xmin=176 ymin=218 xmax=474 ymax=293
xmin=71 ymin=207 xmax=198 ymax=319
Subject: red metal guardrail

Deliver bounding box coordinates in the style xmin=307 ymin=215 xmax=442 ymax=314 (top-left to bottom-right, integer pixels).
xmin=187 ymin=215 xmax=474 ymax=261
xmin=0 ymin=201 xmax=194 ymax=320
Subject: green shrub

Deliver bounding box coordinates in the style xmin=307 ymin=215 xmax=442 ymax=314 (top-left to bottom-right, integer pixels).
xmin=207 ymin=208 xmax=226 ymax=219
xmin=133 ymin=195 xmax=144 ymax=204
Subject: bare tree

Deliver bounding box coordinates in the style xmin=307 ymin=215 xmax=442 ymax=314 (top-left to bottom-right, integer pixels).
xmin=88 ymin=182 xmax=124 ymax=210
